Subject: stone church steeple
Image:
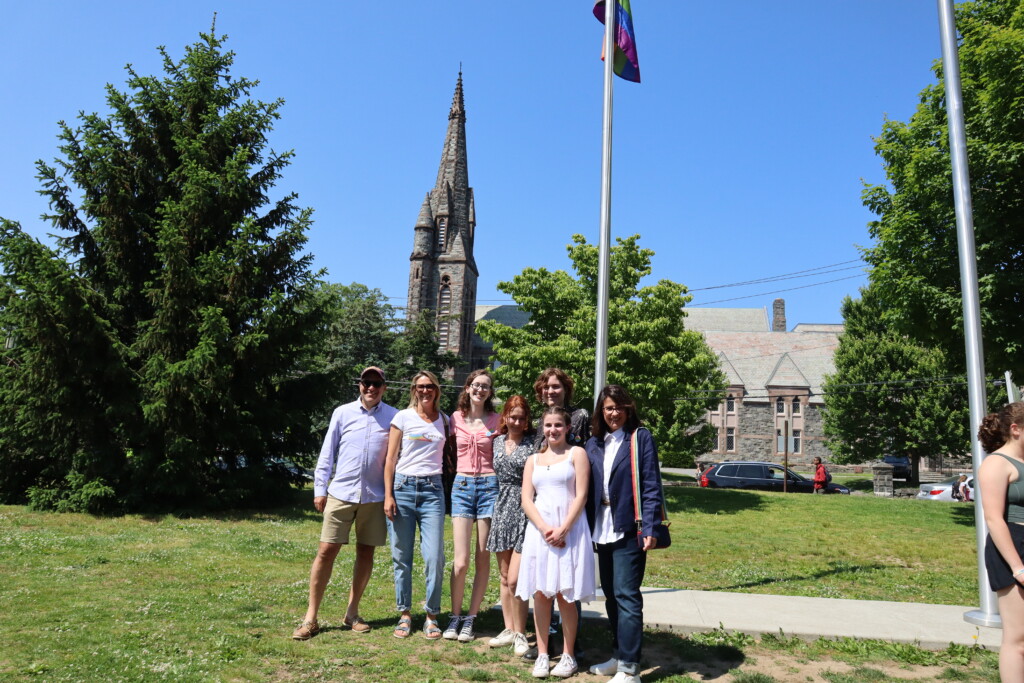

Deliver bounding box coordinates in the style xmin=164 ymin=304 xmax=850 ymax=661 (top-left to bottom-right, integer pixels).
xmin=406 ymin=72 xmax=479 ymax=372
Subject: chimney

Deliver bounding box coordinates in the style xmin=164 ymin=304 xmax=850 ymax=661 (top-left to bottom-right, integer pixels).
xmin=772 ymin=298 xmax=786 ymax=332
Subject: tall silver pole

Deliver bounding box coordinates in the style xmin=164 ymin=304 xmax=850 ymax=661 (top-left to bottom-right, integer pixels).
xmin=936 ymin=0 xmax=997 ymax=628
xmin=593 ymin=0 xmax=616 ymax=409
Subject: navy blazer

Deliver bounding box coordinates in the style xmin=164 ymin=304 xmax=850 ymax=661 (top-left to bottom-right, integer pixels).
xmin=584 ymin=427 xmax=663 ymax=540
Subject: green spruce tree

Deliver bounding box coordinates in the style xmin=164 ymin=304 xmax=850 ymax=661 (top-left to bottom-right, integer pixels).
xmin=0 ymin=25 xmax=331 ymax=511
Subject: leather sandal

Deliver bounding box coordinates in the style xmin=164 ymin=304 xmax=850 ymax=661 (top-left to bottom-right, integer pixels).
xmin=292 ymin=619 xmax=320 ymax=640
xmin=344 ymin=615 xmax=371 ymax=633
xmin=393 ymin=615 xmax=413 ymax=639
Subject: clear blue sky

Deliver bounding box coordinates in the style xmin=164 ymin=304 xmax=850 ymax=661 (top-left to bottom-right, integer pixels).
xmin=1 ymin=1 xmax=946 ymax=326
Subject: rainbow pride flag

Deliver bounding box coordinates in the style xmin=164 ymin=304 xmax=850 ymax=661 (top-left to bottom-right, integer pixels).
xmin=594 ymin=0 xmax=640 ymax=83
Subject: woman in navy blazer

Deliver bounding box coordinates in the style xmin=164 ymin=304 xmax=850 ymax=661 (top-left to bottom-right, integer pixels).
xmin=584 ymin=385 xmax=663 ymax=683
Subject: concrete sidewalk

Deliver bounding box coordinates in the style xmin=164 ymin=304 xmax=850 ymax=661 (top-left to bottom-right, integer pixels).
xmin=577 ymin=587 xmax=1002 ymax=651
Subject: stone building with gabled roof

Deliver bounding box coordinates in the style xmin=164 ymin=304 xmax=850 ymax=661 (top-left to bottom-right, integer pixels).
xmin=689 ymin=299 xmax=841 ymax=464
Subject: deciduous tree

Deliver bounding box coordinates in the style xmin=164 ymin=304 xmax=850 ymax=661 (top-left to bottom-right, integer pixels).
xmin=822 ymin=289 xmax=969 ymax=479
xmin=862 ymin=0 xmax=1024 ymax=379
xmin=477 ymin=234 xmax=724 ymax=465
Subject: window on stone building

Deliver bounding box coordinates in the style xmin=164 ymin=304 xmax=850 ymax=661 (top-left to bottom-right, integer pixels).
xmin=438 ymin=283 xmax=452 ymax=347
xmin=726 ymin=427 xmax=735 ymax=452
xmin=776 ymin=397 xmax=785 ymax=414
xmin=726 ymin=395 xmax=735 ymax=413
xmin=793 ymin=429 xmax=802 ymax=454
xmin=437 ymin=218 xmax=447 ymax=250
xmin=792 ymin=397 xmax=801 ymax=415
xmin=776 ymin=429 xmax=784 ymax=452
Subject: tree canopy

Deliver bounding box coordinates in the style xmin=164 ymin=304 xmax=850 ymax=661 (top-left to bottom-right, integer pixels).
xmin=0 ymin=27 xmax=333 ymax=512
xmin=477 ymin=234 xmax=725 ymax=465
xmin=862 ymin=0 xmax=1024 ymax=380
xmin=822 ymin=289 xmax=969 ymax=477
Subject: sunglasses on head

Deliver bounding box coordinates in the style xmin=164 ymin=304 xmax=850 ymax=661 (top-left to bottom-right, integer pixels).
xmin=361 ymin=379 xmax=384 ymax=388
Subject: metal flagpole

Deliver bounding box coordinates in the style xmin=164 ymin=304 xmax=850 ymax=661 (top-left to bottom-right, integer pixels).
xmin=935 ymin=0 xmax=998 ymax=628
xmin=594 ymin=0 xmax=616 ymax=409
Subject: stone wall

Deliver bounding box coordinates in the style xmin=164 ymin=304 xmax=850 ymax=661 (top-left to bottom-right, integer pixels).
xmin=699 ymin=401 xmax=828 ymax=466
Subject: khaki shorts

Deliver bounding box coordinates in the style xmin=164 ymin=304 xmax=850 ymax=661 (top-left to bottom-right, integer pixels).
xmin=320 ymin=496 xmax=387 ymax=546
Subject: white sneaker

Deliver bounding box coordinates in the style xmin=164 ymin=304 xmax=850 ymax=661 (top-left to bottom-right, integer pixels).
xmin=513 ymin=632 xmax=530 ymax=656
xmin=551 ymin=654 xmax=578 ymax=678
xmin=457 ymin=616 xmax=476 ymax=643
xmin=443 ymin=615 xmax=462 ymax=640
xmin=532 ymin=653 xmax=550 ymax=678
xmin=590 ymin=658 xmax=618 ymax=676
xmin=608 ymin=672 xmax=640 ymax=683
xmin=489 ymin=628 xmax=515 ymax=647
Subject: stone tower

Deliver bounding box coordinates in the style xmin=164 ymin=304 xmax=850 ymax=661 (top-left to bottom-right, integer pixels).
xmin=406 ymin=72 xmax=479 ymax=372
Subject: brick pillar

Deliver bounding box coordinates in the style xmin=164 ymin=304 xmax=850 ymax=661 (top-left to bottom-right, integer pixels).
xmin=773 ymin=298 xmax=786 ymax=332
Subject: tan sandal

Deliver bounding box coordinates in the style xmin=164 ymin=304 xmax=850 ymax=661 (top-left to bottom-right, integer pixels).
xmin=292 ymin=619 xmax=320 ymax=640
xmin=344 ymin=615 xmax=371 ymax=633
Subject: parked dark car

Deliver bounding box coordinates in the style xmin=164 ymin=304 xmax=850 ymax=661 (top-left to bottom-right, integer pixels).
xmin=699 ymin=461 xmax=850 ymax=494
xmin=883 ymin=455 xmax=912 ymax=479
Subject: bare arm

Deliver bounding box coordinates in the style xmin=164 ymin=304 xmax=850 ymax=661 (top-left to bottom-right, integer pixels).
xmin=979 ymin=455 xmax=1024 ymax=579
xmin=383 ymin=425 xmax=403 ymax=520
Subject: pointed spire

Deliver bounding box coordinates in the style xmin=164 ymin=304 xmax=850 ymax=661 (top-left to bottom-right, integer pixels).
xmin=415 ymin=193 xmax=434 ymax=228
xmin=435 ymin=72 xmax=469 ymax=200
xmin=449 ymin=68 xmax=465 ymax=120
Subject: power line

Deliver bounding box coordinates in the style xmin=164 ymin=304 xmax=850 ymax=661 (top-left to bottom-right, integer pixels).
xmin=688 ymin=275 xmax=865 ymax=307
xmin=688 ymin=261 xmax=865 ymax=292
xmin=381 ymin=258 xmax=869 ymax=304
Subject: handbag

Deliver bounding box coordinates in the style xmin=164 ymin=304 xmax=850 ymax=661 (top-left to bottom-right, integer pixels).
xmin=629 ymin=428 xmax=671 ymax=550
xmin=441 ymin=412 xmax=457 ymax=515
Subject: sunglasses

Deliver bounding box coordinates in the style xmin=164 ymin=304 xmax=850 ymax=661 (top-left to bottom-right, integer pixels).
xmin=414 ymin=384 xmax=438 ymax=391
xmin=361 ymin=380 xmax=384 ymax=388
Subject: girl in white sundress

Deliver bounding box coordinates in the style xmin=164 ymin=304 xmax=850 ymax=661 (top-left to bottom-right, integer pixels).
xmin=516 ymin=406 xmax=594 ymax=679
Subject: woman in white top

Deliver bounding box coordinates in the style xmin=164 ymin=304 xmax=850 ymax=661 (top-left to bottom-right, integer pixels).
xmin=383 ymin=370 xmax=448 ymax=640
xmin=516 ymin=406 xmax=594 ymax=678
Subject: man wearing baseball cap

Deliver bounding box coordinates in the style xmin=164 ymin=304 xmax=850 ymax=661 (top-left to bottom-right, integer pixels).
xmin=293 ymin=366 xmax=398 ymax=639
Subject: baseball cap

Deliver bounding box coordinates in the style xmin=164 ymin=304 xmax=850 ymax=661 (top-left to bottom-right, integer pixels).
xmin=360 ymin=366 xmax=387 ymax=383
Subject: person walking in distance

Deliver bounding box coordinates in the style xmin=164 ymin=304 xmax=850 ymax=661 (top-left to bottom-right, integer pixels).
xmin=812 ymin=456 xmax=827 ymax=495
xmin=293 ymin=366 xmax=397 ymax=639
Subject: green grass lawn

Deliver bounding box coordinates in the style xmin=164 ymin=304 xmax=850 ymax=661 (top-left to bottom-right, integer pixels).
xmin=0 ymin=486 xmax=985 ymax=681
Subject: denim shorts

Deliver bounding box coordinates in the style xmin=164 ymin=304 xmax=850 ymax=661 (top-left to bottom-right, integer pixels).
xmin=450 ymin=474 xmax=498 ymax=519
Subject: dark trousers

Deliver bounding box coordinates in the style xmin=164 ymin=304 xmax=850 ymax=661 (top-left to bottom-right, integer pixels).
xmin=596 ymin=536 xmax=646 ymax=674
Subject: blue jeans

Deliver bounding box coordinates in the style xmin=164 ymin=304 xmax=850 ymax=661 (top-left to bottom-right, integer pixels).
xmin=387 ymin=473 xmax=445 ymax=614
xmin=596 ymin=536 xmax=647 ymax=674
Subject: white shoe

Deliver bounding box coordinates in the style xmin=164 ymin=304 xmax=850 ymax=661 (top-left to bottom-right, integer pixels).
xmin=513 ymin=632 xmax=530 ymax=656
xmin=608 ymin=672 xmax=640 ymax=683
xmin=489 ymin=628 xmax=515 ymax=647
xmin=590 ymin=658 xmax=618 ymax=676
xmin=532 ymin=653 xmax=550 ymax=678
xmin=551 ymin=654 xmax=578 ymax=678
xmin=442 ymin=615 xmax=461 ymax=640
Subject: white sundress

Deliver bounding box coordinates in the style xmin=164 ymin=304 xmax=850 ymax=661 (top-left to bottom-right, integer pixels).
xmin=515 ymin=451 xmax=596 ymax=603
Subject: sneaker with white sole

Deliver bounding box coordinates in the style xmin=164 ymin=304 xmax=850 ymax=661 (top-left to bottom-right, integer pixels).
xmin=532 ymin=653 xmax=550 ymax=678
xmin=442 ymin=615 xmax=462 ymax=640
xmin=551 ymin=654 xmax=578 ymax=678
xmin=488 ymin=628 xmax=515 ymax=647
xmin=607 ymin=672 xmax=640 ymax=683
xmin=513 ymin=632 xmax=530 ymax=656
xmin=590 ymin=657 xmax=618 ymax=676
xmin=457 ymin=615 xmax=476 ymax=643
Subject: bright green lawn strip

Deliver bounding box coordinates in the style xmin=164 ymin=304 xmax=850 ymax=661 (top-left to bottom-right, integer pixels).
xmin=646 ymin=488 xmax=976 ymax=604
xmin=0 ymin=488 xmax=985 ymax=681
